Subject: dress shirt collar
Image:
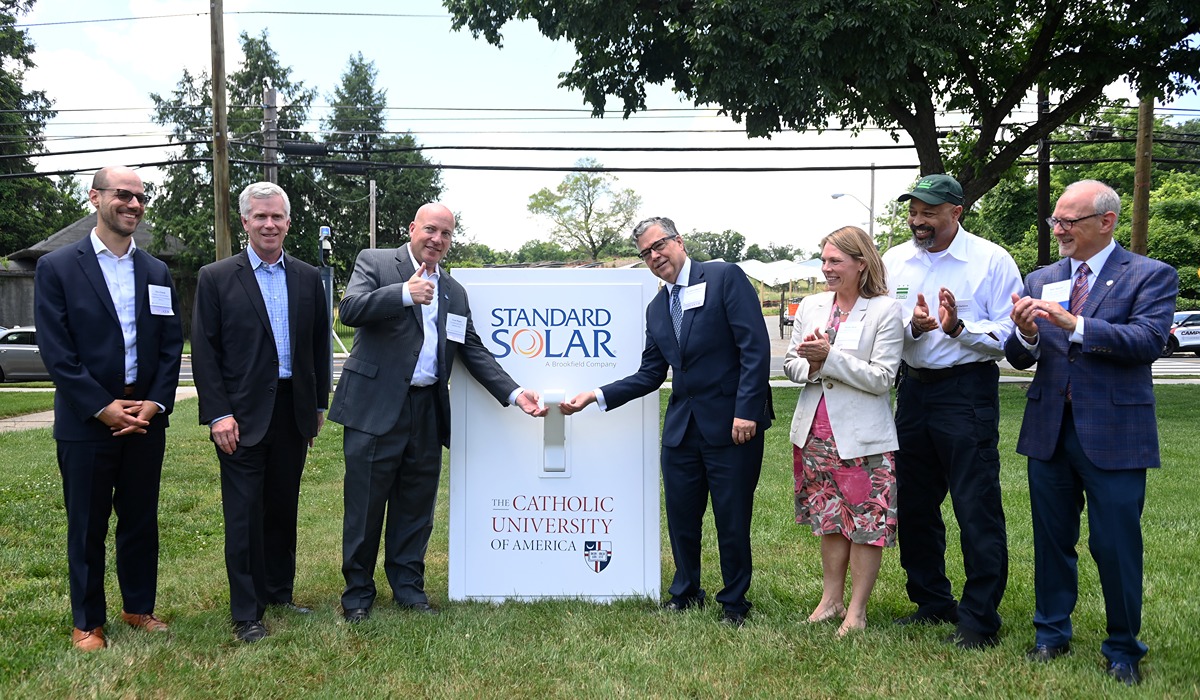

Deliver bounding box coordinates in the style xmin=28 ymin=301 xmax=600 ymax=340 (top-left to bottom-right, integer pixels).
xmin=1071 ymin=238 xmax=1116 ymax=278
xmin=665 ymin=257 xmax=693 ymax=294
xmin=405 ymin=243 xmax=441 ymax=278
xmin=246 ymin=245 xmax=286 ymax=270
xmin=89 ymin=228 xmax=137 ymax=258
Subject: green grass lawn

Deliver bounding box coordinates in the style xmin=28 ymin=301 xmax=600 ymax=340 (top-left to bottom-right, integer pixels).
xmin=0 ymin=391 xmax=55 ymax=419
xmin=1 ymin=386 xmax=1196 ymax=697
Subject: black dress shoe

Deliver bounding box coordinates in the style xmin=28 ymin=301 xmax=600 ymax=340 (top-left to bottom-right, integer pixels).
xmin=720 ymin=610 xmax=746 ymax=628
xmin=1106 ymin=660 xmax=1141 ymax=686
xmin=943 ymin=626 xmax=999 ymax=650
xmin=274 ymin=602 xmax=312 ymax=615
xmin=661 ymin=597 xmax=706 ymax=612
xmin=1025 ymin=642 xmax=1070 ymax=662
xmin=234 ymin=620 xmax=268 ymax=643
xmin=342 ymin=607 xmax=371 ymax=623
xmin=895 ymin=607 xmax=959 ymax=626
xmin=398 ymin=601 xmax=439 ymax=615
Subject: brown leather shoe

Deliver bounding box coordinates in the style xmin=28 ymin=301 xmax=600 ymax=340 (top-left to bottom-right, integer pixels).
xmin=72 ymin=627 xmax=107 ymax=651
xmin=121 ymin=611 xmax=169 ymax=632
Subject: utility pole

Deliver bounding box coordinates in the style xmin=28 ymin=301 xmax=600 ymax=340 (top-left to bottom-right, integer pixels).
xmin=263 ymin=83 xmax=278 ymax=184
xmin=1036 ymin=86 xmax=1051 ymax=268
xmin=210 ymin=0 xmax=231 ymax=260
xmin=1131 ymin=93 xmax=1154 ymax=256
xmin=868 ymin=162 xmax=876 ymax=241
xmin=369 ymin=179 xmax=377 ymax=249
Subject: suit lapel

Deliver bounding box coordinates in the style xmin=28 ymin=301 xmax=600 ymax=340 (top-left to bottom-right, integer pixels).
xmin=285 ymin=253 xmax=301 ymax=359
xmin=1083 ymin=245 xmax=1129 ymax=316
xmin=396 ymin=247 xmax=423 ymax=329
xmin=677 ymin=262 xmax=704 ymax=350
xmin=132 ymin=248 xmax=148 ymax=321
xmin=75 ymin=238 xmax=120 ymax=324
xmin=234 ymin=252 xmax=273 ymax=338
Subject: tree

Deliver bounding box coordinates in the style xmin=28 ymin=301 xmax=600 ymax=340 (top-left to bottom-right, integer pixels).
xmin=448 ymin=0 xmax=1200 ymax=208
xmin=526 ymin=158 xmax=641 ymax=260
xmin=973 ymin=107 xmax=1200 ymax=296
xmin=150 ymin=31 xmax=320 ymax=271
xmin=514 ymin=239 xmax=572 ymax=263
xmin=687 ymin=229 xmax=745 ymax=262
xmin=319 ymin=53 xmax=443 ymax=282
xmin=0 ymin=0 xmax=87 ymax=255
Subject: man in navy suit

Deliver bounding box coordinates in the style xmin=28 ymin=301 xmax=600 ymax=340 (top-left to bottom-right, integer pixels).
xmin=561 ymin=216 xmax=773 ymax=626
xmin=1006 ymin=180 xmax=1177 ymax=685
xmin=35 ymin=166 xmax=183 ymax=651
xmin=191 ymin=182 xmax=331 ymax=643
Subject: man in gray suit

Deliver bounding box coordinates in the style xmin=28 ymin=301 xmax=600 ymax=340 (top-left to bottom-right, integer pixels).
xmin=329 ymin=203 xmax=546 ymax=622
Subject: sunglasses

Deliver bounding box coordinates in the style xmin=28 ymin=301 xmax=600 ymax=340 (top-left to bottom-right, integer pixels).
xmin=96 ymin=188 xmax=152 ymax=206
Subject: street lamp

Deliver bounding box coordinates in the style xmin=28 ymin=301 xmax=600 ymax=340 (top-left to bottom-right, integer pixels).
xmin=830 ymin=192 xmax=875 ymax=239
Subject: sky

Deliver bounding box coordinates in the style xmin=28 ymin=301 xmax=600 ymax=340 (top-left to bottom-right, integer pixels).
xmin=18 ymin=0 xmax=1200 ymax=257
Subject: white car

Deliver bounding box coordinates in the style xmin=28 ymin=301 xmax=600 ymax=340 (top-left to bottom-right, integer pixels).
xmin=0 ymin=326 xmax=50 ymax=382
xmin=1164 ymin=311 xmax=1200 ymax=357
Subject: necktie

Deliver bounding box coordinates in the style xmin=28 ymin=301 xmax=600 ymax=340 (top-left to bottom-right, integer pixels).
xmin=1065 ymin=262 xmax=1090 ymax=403
xmin=670 ymin=285 xmax=683 ymax=341
xmin=1069 ymin=262 xmax=1091 ymax=316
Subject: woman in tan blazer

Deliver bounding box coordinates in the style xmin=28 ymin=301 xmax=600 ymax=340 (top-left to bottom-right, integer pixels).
xmin=783 ymin=226 xmax=903 ymax=635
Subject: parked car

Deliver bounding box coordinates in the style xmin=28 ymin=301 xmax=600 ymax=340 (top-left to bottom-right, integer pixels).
xmin=1163 ymin=311 xmax=1200 ymax=358
xmin=0 ymin=326 xmax=50 ymax=382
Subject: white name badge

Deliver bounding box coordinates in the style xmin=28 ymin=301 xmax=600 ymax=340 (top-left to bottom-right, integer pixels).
xmin=681 ymin=283 xmax=706 ymax=310
xmin=1041 ymin=279 xmax=1072 ymax=308
xmin=446 ymin=313 xmax=467 ymax=343
xmin=956 ymin=297 xmax=974 ymax=321
xmin=834 ymin=321 xmax=864 ymax=351
xmin=148 ymin=284 xmax=174 ymax=316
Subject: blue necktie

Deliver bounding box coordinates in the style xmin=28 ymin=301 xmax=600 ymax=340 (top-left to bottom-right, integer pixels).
xmin=670 ymin=285 xmax=683 ymax=341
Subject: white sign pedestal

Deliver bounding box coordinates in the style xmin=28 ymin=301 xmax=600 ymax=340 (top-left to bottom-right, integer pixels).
xmin=448 ymin=269 xmax=661 ymax=602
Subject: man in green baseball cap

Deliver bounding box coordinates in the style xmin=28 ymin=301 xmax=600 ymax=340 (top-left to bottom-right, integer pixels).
xmin=882 ymin=172 xmax=1023 ymax=651
xmin=898 ymin=174 xmax=965 ymax=207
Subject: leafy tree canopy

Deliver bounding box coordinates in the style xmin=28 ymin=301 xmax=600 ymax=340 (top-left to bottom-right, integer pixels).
xmin=448 ymin=0 xmax=1200 ymax=208
xmin=0 ymin=0 xmax=87 ymax=255
xmin=687 ymin=229 xmax=745 ymax=262
xmin=526 ymin=157 xmax=642 ymax=260
xmin=319 ymin=52 xmax=443 ymax=282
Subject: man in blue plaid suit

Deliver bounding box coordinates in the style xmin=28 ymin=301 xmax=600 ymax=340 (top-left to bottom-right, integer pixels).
xmin=1005 ymin=180 xmax=1177 ymax=686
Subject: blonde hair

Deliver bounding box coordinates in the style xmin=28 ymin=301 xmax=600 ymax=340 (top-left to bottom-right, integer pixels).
xmin=819 ymin=226 xmax=888 ymax=298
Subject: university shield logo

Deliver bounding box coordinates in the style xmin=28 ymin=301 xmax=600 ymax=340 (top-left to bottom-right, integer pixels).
xmin=583 ymin=541 xmax=612 ymax=573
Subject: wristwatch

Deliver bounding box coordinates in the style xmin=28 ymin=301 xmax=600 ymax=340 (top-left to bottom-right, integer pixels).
xmin=949 ymin=319 xmax=965 ymax=338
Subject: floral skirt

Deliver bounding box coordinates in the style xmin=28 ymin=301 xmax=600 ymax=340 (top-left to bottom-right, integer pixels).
xmin=794 ymin=433 xmax=897 ymax=547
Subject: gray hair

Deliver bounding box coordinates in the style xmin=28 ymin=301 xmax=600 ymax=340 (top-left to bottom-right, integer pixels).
xmin=630 ymin=216 xmax=680 ymax=246
xmin=1064 ymin=179 xmax=1121 ymax=220
xmin=238 ymin=181 xmax=291 ymax=218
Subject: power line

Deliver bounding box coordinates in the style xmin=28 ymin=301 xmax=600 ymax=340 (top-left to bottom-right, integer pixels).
xmin=15 ymin=11 xmax=449 ymax=29
xmin=0 ymin=159 xmax=923 ymax=181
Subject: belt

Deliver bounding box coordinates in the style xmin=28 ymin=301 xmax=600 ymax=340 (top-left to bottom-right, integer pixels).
xmin=122 ymin=385 xmax=135 ymax=397
xmin=904 ymin=361 xmax=994 ymax=384
xmin=409 ymin=383 xmax=437 ymax=393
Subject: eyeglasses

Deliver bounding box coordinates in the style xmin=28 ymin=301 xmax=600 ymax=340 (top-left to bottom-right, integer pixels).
xmin=1045 ymin=213 xmax=1101 ymax=231
xmin=637 ymin=234 xmax=677 ymax=261
xmin=96 ymin=188 xmax=151 ymax=206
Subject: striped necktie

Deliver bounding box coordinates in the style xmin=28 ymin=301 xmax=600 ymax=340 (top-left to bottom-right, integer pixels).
xmin=1069 ymin=263 xmax=1091 ymax=316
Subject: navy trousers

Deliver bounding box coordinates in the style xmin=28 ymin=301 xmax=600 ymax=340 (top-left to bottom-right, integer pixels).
xmin=1028 ymin=407 xmax=1147 ymax=665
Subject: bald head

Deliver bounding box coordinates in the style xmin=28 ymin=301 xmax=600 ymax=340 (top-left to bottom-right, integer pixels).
xmin=92 ymin=166 xmax=140 ymax=191
xmin=408 ymin=203 xmax=456 ymax=266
